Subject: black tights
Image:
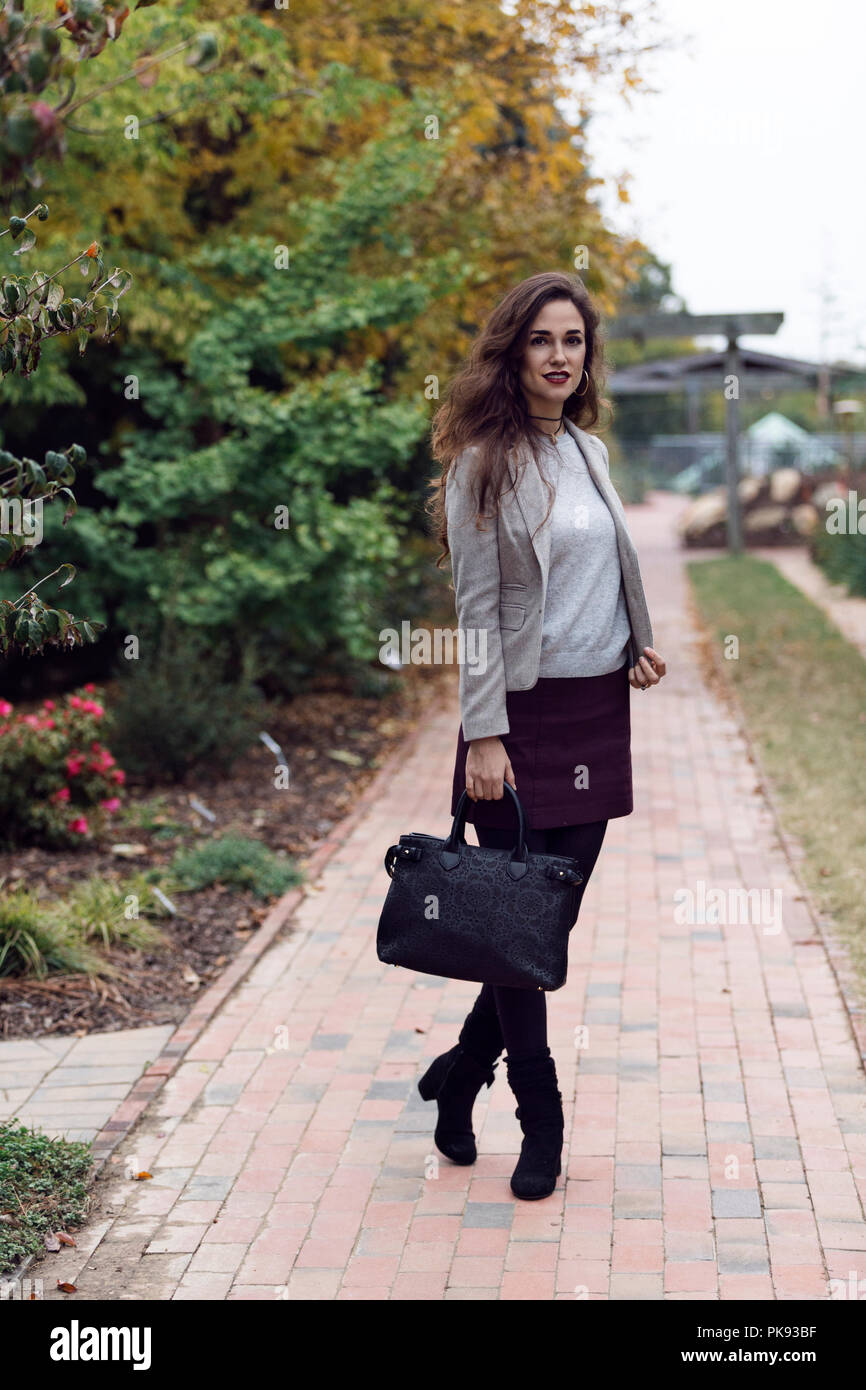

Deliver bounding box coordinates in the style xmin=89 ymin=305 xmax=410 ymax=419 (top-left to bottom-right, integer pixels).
xmin=467 ymin=820 xmax=608 ymax=1061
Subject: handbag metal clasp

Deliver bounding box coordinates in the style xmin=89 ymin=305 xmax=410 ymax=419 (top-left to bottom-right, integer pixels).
xmin=545 ymin=863 xmax=583 ymax=886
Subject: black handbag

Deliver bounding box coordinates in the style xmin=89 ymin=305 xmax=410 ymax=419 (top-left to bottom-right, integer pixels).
xmin=376 ymin=784 xmax=584 ymax=991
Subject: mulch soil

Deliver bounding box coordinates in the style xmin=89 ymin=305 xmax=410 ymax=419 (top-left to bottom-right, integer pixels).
xmin=0 ymin=660 xmax=454 ymax=1040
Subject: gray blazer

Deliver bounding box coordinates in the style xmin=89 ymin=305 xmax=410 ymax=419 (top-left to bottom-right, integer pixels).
xmin=445 ymin=418 xmax=654 ymax=742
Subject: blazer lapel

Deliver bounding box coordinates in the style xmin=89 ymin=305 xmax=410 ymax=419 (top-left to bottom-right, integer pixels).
xmin=506 ymin=441 xmax=553 ymax=583
xmin=566 ymin=421 xmax=653 ymax=646
xmin=567 ymin=417 xmax=633 ymax=536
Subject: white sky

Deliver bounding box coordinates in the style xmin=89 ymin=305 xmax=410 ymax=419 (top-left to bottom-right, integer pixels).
xmin=578 ymin=0 xmax=866 ymax=367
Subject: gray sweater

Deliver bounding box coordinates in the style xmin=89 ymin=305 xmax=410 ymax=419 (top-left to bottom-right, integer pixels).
xmin=536 ymin=430 xmax=631 ymax=677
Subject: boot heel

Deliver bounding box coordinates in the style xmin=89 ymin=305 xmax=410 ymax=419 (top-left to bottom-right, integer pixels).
xmin=417 ymin=1066 xmax=439 ymax=1102
xmin=417 ymin=1044 xmax=498 ymax=1166
xmin=417 ymin=1048 xmax=453 ymax=1103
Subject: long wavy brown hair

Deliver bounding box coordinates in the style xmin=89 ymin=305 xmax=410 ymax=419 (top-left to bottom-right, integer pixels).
xmin=427 ymin=271 xmax=610 ymax=570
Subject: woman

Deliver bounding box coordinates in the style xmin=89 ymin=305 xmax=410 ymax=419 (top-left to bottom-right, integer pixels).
xmin=423 ymin=270 xmax=666 ymax=1201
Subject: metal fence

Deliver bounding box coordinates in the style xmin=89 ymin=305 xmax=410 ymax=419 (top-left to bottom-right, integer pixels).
xmin=618 ymin=433 xmax=866 ymax=492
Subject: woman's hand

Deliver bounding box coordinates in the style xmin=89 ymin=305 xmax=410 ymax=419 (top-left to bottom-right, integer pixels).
xmin=465 ymin=736 xmax=516 ymax=801
xmin=628 ymin=645 xmax=667 ymax=691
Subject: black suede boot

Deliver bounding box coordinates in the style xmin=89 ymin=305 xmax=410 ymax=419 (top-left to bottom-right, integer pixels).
xmin=417 ymin=1001 xmax=503 ymax=1165
xmin=505 ymin=1048 xmax=564 ymax=1200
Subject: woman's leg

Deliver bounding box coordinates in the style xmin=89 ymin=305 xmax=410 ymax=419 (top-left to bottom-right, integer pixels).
xmin=473 ymin=817 xmax=610 ymax=1197
xmin=474 ymin=819 xmax=608 ymax=1058
xmin=546 ymin=820 xmax=609 ymax=927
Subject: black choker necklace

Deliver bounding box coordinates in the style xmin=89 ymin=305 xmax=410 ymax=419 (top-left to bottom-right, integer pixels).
xmin=529 ymin=413 xmax=565 ymax=438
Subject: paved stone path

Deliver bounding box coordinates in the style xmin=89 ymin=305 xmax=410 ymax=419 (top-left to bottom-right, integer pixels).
xmin=32 ymin=491 xmax=866 ymax=1301
xmin=0 ymin=1027 xmax=174 ymax=1144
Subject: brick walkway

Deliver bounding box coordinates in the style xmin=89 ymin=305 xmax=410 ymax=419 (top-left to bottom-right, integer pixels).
xmin=35 ymin=491 xmax=866 ymax=1301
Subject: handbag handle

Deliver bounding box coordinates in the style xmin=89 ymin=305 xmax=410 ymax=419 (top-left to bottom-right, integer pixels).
xmin=442 ymin=783 xmax=529 ymax=879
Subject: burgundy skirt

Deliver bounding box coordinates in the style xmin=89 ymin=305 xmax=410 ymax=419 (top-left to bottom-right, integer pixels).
xmin=450 ymin=660 xmax=633 ymax=831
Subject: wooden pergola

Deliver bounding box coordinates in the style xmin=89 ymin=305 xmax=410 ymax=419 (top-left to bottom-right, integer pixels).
xmin=606 ymin=312 xmax=790 ymax=552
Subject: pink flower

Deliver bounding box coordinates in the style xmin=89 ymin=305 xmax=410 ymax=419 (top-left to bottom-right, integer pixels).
xmin=52 ymin=786 xmax=71 ymax=802
xmin=84 ymin=683 xmax=96 ymax=692
xmin=0 ymin=700 xmax=13 ymax=717
xmin=30 ymin=102 xmax=57 ymax=137
xmin=99 ymin=797 xmax=120 ymax=813
xmin=22 ymin=713 xmax=40 ymax=727
xmin=69 ymin=695 xmax=83 ymax=708
xmin=43 ymin=699 xmax=56 ymax=711
xmin=69 ymin=817 xmax=89 ymax=835
xmin=110 ymin=767 xmax=126 ymax=785
xmin=66 ymin=754 xmax=86 ymax=776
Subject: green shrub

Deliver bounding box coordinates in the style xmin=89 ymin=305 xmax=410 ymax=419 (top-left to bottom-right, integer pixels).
xmin=170 ymin=835 xmax=302 ymax=900
xmin=0 ymin=1121 xmax=93 ymax=1275
xmin=63 ymin=873 xmax=171 ymax=952
xmin=810 ymin=526 xmax=866 ymax=597
xmin=115 ymin=794 xmax=185 ymax=837
xmin=106 ymin=624 xmax=265 ymax=785
xmin=0 ymin=686 xmax=125 ymax=849
xmin=0 ymin=885 xmax=112 ymax=980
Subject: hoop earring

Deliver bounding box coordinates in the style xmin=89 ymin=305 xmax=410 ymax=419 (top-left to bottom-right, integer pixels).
xmin=575 ymin=368 xmax=590 ymax=397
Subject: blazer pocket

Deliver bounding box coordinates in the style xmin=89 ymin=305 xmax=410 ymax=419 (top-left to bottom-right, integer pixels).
xmin=499 ymin=603 xmax=526 ymax=631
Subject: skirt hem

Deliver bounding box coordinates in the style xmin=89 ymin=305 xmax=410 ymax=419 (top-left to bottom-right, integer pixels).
xmin=464 ymin=799 xmax=633 ymax=830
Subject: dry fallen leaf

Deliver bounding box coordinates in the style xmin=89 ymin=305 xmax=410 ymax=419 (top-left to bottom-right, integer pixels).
xmin=56 ymin=1232 xmax=76 ymax=1247
xmin=131 ymin=1171 xmax=152 ymax=1181
xmin=326 ymin=748 xmax=363 ymax=766
xmin=56 ymin=1281 xmax=77 ymax=1293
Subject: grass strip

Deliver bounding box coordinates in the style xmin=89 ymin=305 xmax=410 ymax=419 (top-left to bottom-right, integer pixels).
xmin=687 ymin=554 xmax=866 ymax=1002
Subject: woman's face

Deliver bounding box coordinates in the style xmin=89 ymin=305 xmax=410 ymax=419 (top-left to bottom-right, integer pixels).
xmin=518 ymin=298 xmax=587 ymax=415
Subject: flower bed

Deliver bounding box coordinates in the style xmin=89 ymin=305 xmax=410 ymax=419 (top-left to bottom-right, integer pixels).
xmin=0 ymin=685 xmax=125 ymax=849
